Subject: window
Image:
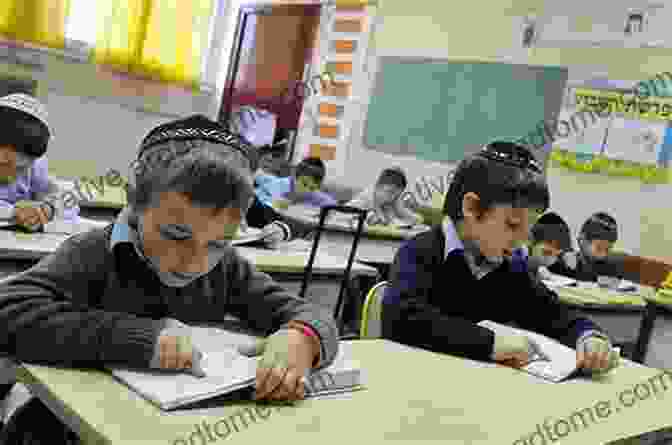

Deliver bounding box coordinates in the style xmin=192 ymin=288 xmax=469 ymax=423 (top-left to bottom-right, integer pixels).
xmin=64 ymin=0 xmax=97 ymax=47
xmin=63 ymin=0 xmax=221 ymax=87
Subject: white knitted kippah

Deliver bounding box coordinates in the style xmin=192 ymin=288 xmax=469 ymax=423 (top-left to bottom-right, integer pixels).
xmin=0 ymin=93 xmax=51 ymax=137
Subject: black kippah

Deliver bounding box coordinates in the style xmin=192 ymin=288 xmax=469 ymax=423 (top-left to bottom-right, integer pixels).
xmin=531 ymin=212 xmax=573 ymax=251
xmin=581 ymin=213 xmax=618 ymax=242
xmin=139 ymin=114 xmax=254 ymax=162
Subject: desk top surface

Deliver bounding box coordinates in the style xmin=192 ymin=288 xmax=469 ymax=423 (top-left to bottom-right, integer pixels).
xmin=0 ymin=229 xmax=377 ymax=277
xmin=276 ymin=205 xmax=430 ymax=240
xmin=17 ymin=339 xmax=672 ymax=445
xmin=553 ymin=283 xmax=652 ymax=310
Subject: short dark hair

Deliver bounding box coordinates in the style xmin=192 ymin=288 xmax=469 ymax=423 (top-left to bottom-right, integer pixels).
xmin=0 ymin=107 xmax=49 ymax=158
xmin=531 ymin=212 xmax=572 ymax=251
xmin=377 ymin=167 xmax=407 ymax=189
xmin=295 ymin=157 xmax=326 ymax=183
xmin=443 ymin=141 xmax=549 ymax=221
xmin=580 ymin=212 xmax=618 ymax=242
xmin=128 ymin=139 xmax=254 ymax=212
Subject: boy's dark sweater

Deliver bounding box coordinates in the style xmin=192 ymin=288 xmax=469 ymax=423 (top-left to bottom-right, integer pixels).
xmin=0 ymin=225 xmax=338 ymax=370
xmin=548 ymin=251 xmax=626 ymax=282
xmin=382 ymin=226 xmax=604 ymax=361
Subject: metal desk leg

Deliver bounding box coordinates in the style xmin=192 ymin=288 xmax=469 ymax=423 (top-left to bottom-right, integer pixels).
xmin=633 ymin=302 xmax=659 ymax=364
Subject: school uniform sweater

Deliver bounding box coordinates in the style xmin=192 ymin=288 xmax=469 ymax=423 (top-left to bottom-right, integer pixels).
xmin=0 ymin=223 xmax=338 ymax=370
xmin=254 ymin=174 xmax=337 ymax=208
xmin=547 ymin=250 xmax=625 ymax=282
xmin=382 ymin=220 xmax=605 ymax=361
xmin=0 ymin=157 xmax=79 ymax=223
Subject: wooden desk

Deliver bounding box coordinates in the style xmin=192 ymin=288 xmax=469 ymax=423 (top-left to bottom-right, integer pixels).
xmin=15 ymin=339 xmax=672 ymax=445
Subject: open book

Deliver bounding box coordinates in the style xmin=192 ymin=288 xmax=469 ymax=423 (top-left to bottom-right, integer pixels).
xmin=110 ymin=327 xmax=364 ymax=410
xmin=477 ymin=320 xmax=579 ymax=383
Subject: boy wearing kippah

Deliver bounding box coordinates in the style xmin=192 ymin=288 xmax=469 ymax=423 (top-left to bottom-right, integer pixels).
xmin=0 ymin=94 xmax=79 ymax=231
xmin=383 ymin=141 xmax=618 ymax=376
xmin=0 ymin=115 xmax=338 ymax=444
xmin=528 ymin=211 xmax=575 ymax=276
xmin=554 ymin=212 xmax=624 ymax=282
xmin=347 ymin=167 xmax=423 ymax=227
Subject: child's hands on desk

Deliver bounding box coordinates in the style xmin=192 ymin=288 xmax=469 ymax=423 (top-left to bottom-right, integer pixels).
xmin=15 ymin=200 xmax=50 ymax=231
xmin=491 ymin=332 xmax=534 ymax=368
xmin=273 ymin=198 xmax=291 ymax=210
xmin=576 ymin=333 xmax=619 ymax=375
xmin=150 ymin=318 xmax=206 ymax=378
xmin=245 ymin=325 xmax=320 ymax=403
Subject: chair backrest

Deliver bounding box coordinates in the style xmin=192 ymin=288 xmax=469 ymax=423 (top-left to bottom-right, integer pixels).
xmin=360 ymin=281 xmax=388 ymax=339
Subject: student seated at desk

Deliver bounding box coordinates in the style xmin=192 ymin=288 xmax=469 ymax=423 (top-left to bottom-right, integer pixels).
xmin=0 ymin=115 xmax=338 ymax=444
xmin=256 ymin=157 xmax=337 ymax=209
xmin=347 ymin=167 xmax=423 ymax=226
xmin=527 ymin=211 xmax=574 ymax=277
xmin=0 ymin=94 xmax=79 ymax=232
xmin=548 ymin=212 xmax=625 ymax=282
xmin=382 ymin=141 xmax=617 ymax=374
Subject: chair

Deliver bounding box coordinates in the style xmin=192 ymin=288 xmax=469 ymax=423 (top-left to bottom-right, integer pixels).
xmin=359 ymin=281 xmax=388 ymax=339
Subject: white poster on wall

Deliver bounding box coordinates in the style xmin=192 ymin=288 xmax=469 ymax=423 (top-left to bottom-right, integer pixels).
xmin=604 ymin=117 xmax=667 ymax=165
xmin=553 ymin=107 xmax=610 ymax=156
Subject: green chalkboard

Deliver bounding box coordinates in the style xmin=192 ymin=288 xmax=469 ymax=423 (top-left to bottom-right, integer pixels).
xmin=363 ymin=58 xmax=568 ymax=163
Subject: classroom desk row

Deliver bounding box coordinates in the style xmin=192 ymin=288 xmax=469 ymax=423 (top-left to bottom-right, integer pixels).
xmin=0 ymin=230 xmax=380 ymax=335
xmin=13 ymin=339 xmax=672 ymax=445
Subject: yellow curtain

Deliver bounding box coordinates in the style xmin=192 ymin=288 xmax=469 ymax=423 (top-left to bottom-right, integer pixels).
xmin=93 ymin=0 xmax=214 ymax=88
xmin=0 ymin=0 xmax=70 ymax=49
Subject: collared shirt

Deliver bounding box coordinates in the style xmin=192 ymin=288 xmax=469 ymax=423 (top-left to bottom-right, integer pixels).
xmin=441 ymin=216 xmax=500 ymax=279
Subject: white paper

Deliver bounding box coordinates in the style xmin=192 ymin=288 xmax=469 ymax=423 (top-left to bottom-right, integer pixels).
xmin=604 ymin=117 xmax=667 ymax=165
xmin=478 ymin=320 xmax=578 ymax=383
xmin=111 ymin=328 xmax=364 ymax=410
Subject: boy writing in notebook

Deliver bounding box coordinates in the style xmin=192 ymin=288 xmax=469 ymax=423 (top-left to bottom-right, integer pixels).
xmin=382 ymin=141 xmax=617 ymax=374
xmin=256 ymin=157 xmax=337 ymax=209
xmin=0 ymin=94 xmax=79 ymax=231
xmin=347 ymin=167 xmax=423 ymax=226
xmin=0 ymin=116 xmax=338 ymax=444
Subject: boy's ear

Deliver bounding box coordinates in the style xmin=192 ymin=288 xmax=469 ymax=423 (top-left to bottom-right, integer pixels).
xmin=461 ymin=192 xmax=481 ymax=221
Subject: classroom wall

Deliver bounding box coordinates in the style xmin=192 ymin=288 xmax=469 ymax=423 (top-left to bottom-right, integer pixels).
xmin=333 ymin=0 xmax=672 ymax=257
xmin=0 ymin=47 xmax=219 ymax=178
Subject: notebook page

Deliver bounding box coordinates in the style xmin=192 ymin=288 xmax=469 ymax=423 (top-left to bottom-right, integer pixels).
xmin=478 ymin=320 xmax=577 ymax=382
xmin=304 ymin=342 xmax=365 ymax=398
xmin=112 ymin=346 xmax=258 ymax=410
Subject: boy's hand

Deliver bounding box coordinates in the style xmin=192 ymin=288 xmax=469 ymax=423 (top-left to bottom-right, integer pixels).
xmin=255 ymin=329 xmax=317 ymax=402
xmin=150 ymin=319 xmax=205 ymax=377
xmin=15 ymin=201 xmax=49 ymax=230
xmin=491 ymin=332 xmax=532 ymax=368
xmin=273 ymin=198 xmax=291 ymax=210
xmin=261 ymin=222 xmax=286 ymax=246
xmin=576 ymin=335 xmax=619 ymax=375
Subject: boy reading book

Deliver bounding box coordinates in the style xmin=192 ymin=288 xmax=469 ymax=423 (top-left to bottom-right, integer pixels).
xmin=256 ymin=157 xmax=337 ymax=209
xmin=549 ymin=212 xmax=625 ymax=282
xmin=527 ymin=211 xmax=575 ymax=276
xmin=382 ymin=141 xmax=617 ymax=374
xmin=347 ymin=167 xmax=423 ymax=226
xmin=0 ymin=94 xmax=79 ymax=231
xmin=0 ymin=115 xmax=338 ymax=444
